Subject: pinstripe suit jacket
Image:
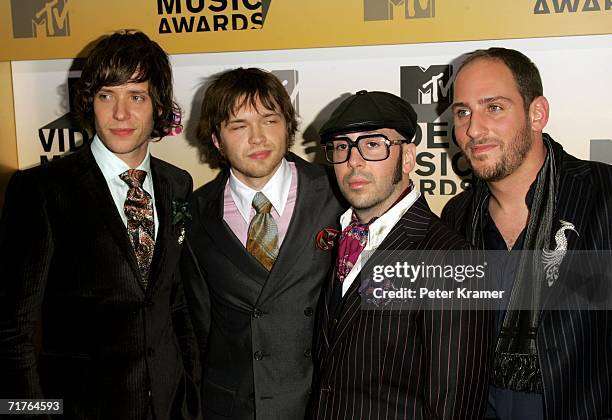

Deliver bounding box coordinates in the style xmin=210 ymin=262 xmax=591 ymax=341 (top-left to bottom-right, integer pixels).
xmin=0 ymin=145 xmax=200 ymax=420
xmin=441 ymin=136 xmax=612 ymax=420
xmin=310 ymin=195 xmax=495 ymax=420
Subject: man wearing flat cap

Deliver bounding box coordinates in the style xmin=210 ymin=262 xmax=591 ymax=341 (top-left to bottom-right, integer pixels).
xmin=308 ymin=90 xmax=493 ymax=419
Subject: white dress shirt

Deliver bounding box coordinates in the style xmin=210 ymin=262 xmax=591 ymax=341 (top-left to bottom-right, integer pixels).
xmin=339 ymin=187 xmax=421 ymax=296
xmin=228 ymin=158 xmax=292 ymax=223
xmin=90 ymin=135 xmax=159 ymax=238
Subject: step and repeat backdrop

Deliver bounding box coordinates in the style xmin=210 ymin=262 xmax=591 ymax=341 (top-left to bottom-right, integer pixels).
xmin=2 ymin=0 xmax=612 ymax=213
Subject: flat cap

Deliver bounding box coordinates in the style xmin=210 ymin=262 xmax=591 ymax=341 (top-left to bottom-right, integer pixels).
xmin=319 ymin=90 xmax=418 ymax=142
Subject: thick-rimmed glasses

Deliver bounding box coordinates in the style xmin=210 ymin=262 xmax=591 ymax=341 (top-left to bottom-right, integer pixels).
xmin=322 ymin=134 xmax=409 ymax=164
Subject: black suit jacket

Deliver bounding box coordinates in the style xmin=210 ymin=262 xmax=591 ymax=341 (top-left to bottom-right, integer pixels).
xmin=441 ymin=137 xmax=612 ymax=419
xmin=182 ymin=153 xmax=344 ymax=420
xmin=310 ymin=195 xmax=494 ymax=420
xmin=0 ymin=145 xmax=200 ymax=420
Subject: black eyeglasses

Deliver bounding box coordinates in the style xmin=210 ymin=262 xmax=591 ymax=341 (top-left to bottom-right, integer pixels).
xmin=322 ymin=134 xmax=409 ymax=164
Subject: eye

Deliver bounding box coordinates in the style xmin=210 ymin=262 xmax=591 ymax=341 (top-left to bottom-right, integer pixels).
xmin=97 ymin=93 xmax=111 ymax=101
xmin=332 ymin=142 xmax=348 ymax=151
xmin=488 ymin=104 xmax=503 ymax=113
xmin=364 ymin=140 xmax=383 ymax=149
xmin=454 ymin=108 xmax=471 ymax=118
xmin=264 ymin=117 xmax=279 ymax=125
xmin=132 ymin=95 xmax=146 ymax=103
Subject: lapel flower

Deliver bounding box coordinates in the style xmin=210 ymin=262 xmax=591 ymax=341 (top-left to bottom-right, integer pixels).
xmin=172 ymin=200 xmax=192 ymax=245
xmin=315 ymin=227 xmax=340 ymax=251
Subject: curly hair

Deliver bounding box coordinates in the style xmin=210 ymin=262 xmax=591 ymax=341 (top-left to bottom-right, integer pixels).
xmin=457 ymin=47 xmax=543 ymax=112
xmin=72 ymin=29 xmax=179 ymax=139
xmin=196 ymin=68 xmax=298 ymax=168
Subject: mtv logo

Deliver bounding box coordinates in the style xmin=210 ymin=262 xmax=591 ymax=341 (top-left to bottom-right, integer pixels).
xmin=400 ymin=65 xmax=453 ymax=121
xmin=590 ymin=139 xmax=612 ymax=165
xmin=38 ymin=68 xmax=90 ymax=163
xmin=261 ymin=0 xmax=272 ymax=26
xmin=37 ymin=68 xmax=82 ymax=131
xmin=39 ymin=68 xmax=82 ymax=133
xmin=10 ymin=0 xmax=70 ymax=39
xmin=271 ymin=70 xmax=299 ymax=114
xmin=364 ymin=0 xmax=435 ymax=21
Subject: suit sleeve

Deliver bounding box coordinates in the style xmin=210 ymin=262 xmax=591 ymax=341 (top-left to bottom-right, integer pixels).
xmin=422 ymin=251 xmax=494 ymax=419
xmin=0 ymin=170 xmax=53 ymax=399
xmin=440 ymin=194 xmax=462 ymax=230
xmin=180 ymin=235 xmax=211 ymax=368
xmin=179 ymin=192 xmax=212 ymax=383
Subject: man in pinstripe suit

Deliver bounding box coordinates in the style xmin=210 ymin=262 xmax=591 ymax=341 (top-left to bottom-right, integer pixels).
xmin=442 ymin=48 xmax=612 ymax=419
xmin=309 ymin=90 xmax=493 ymax=419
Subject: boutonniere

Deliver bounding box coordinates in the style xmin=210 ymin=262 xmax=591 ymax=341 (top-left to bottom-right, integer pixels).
xmin=172 ymin=200 xmax=192 ymax=245
xmin=315 ymin=227 xmax=340 ymax=251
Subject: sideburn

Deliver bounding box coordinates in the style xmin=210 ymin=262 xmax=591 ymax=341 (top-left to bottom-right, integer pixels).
xmin=392 ymin=152 xmax=403 ymax=184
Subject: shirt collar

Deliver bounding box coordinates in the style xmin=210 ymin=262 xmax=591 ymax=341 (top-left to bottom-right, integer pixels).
xmin=340 ymin=185 xmax=421 ymax=250
xmin=90 ymin=134 xmax=152 ymax=181
xmin=228 ymin=158 xmax=291 ymax=223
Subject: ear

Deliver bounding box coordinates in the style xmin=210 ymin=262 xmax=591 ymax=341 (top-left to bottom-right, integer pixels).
xmin=212 ymin=132 xmax=222 ymax=153
xmin=402 ymin=143 xmax=417 ymax=175
xmin=528 ymin=96 xmax=549 ymax=133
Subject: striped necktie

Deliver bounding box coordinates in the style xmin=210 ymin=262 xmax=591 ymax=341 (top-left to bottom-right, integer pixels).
xmin=246 ymin=192 xmax=278 ymax=271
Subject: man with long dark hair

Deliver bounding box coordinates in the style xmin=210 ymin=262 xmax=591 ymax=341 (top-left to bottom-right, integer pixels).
xmin=0 ymin=30 xmax=200 ymax=419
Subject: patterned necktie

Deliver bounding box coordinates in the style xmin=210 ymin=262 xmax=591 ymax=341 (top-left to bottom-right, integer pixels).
xmin=120 ymin=169 xmax=155 ymax=287
xmin=246 ymin=192 xmax=278 ymax=271
xmin=335 ymin=212 xmax=373 ymax=285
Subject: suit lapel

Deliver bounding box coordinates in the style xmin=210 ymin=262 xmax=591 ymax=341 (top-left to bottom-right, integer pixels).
xmin=326 ymin=195 xmax=431 ymax=357
xmin=320 ymin=268 xmax=335 ymax=353
xmin=541 ymin=159 xmax=594 ymax=316
xmin=75 ymin=146 xmax=143 ymax=287
xmin=256 ymin=156 xmax=330 ymax=305
xmin=146 ymin=158 xmax=172 ymax=294
xmin=198 ymin=172 xmax=269 ymax=287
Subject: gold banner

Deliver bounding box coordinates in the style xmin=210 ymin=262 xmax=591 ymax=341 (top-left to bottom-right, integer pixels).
xmin=1 ymin=0 xmax=611 ymax=61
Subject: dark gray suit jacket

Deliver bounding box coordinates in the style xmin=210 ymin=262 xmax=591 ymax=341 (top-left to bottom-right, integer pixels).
xmin=0 ymin=145 xmax=200 ymax=420
xmin=182 ymin=153 xmax=344 ymax=420
xmin=441 ymin=136 xmax=612 ymax=420
xmin=310 ymin=195 xmax=494 ymax=420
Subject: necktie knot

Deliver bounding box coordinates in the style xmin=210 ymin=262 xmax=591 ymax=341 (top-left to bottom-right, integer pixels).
xmin=252 ymin=192 xmax=272 ymax=214
xmin=120 ymin=169 xmax=147 ymax=189
xmin=335 ymin=212 xmax=375 ymax=285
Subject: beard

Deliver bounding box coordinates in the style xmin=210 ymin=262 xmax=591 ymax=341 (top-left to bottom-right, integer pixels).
xmin=465 ymin=119 xmax=533 ymax=182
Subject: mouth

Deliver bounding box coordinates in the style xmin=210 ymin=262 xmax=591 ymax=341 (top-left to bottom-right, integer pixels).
xmin=248 ymin=150 xmax=271 ymax=160
xmin=470 ymin=143 xmax=498 ymax=155
xmin=110 ymin=128 xmax=136 ymax=137
xmin=346 ymin=177 xmax=370 ymax=190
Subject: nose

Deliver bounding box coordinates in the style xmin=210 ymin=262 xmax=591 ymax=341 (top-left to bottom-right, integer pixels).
xmin=346 ymin=144 xmax=365 ymax=169
xmin=466 ymin=110 xmax=487 ymax=140
xmin=249 ymin=124 xmax=265 ymax=145
xmin=113 ymin=98 xmax=128 ymax=121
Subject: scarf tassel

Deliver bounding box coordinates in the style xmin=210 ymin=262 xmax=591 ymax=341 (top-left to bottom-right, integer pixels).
xmin=492 ymin=352 xmax=543 ymax=393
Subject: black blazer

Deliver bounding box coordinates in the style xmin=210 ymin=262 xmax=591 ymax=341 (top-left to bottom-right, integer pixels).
xmin=0 ymin=145 xmax=200 ymax=420
xmin=310 ymin=195 xmax=494 ymax=420
xmin=181 ymin=153 xmax=344 ymax=420
xmin=441 ymin=138 xmax=612 ymax=420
